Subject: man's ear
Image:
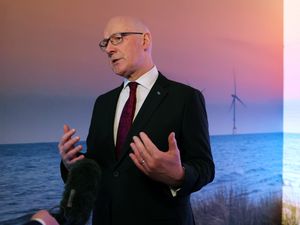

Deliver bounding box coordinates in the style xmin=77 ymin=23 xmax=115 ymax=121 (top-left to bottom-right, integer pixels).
xmin=142 ymin=32 xmax=152 ymax=51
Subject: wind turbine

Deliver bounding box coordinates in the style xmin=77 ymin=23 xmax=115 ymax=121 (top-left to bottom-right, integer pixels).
xmin=230 ymin=72 xmax=246 ymax=135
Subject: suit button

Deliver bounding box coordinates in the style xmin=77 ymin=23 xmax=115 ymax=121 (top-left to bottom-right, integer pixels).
xmin=113 ymin=171 xmax=119 ymax=178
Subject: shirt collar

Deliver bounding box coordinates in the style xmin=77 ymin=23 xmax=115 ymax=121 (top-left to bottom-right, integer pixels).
xmin=123 ymin=66 xmax=159 ymax=90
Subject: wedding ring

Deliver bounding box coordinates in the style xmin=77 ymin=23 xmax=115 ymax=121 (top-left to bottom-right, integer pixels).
xmin=141 ymin=159 xmax=145 ymax=165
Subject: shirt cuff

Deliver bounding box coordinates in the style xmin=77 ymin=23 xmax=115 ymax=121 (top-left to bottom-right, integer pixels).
xmin=169 ymin=187 xmax=181 ymax=197
xmin=31 ymin=218 xmax=46 ymax=225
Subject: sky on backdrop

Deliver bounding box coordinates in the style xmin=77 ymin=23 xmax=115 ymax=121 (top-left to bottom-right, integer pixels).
xmin=284 ymin=0 xmax=300 ymax=134
xmin=0 ymin=0 xmax=283 ymax=144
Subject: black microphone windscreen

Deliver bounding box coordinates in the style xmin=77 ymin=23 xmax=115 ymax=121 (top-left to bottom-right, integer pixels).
xmin=57 ymin=158 xmax=102 ymax=225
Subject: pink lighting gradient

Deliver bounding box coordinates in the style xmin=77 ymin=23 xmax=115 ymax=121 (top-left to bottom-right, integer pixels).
xmin=283 ymin=0 xmax=300 ymax=222
xmin=0 ymin=0 xmax=282 ymax=144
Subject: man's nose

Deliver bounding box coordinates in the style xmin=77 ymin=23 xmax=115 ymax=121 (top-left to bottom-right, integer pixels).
xmin=105 ymin=41 xmax=116 ymax=54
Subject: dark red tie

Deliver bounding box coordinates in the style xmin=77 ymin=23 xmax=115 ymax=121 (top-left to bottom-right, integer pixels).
xmin=116 ymin=82 xmax=138 ymax=159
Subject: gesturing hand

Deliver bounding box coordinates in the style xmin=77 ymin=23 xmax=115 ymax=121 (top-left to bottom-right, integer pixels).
xmin=129 ymin=132 xmax=184 ymax=187
xmin=58 ymin=124 xmax=85 ymax=170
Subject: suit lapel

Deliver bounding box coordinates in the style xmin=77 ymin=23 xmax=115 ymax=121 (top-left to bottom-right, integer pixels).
xmin=105 ymin=84 xmax=123 ymax=162
xmin=132 ymin=73 xmax=169 ymax=132
xmin=117 ymin=73 xmax=170 ymax=162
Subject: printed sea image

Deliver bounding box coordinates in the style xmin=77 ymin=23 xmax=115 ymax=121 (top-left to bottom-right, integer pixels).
xmin=283 ymin=133 xmax=300 ymax=224
xmin=0 ymin=133 xmax=283 ymax=225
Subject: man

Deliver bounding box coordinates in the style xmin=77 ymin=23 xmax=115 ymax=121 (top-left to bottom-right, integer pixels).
xmin=58 ymin=16 xmax=214 ymax=225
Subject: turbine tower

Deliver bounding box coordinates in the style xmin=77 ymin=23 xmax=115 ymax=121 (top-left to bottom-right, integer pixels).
xmin=230 ymin=72 xmax=246 ymax=135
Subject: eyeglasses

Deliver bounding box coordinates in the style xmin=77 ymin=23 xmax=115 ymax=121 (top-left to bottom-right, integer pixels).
xmin=99 ymin=32 xmax=143 ymax=51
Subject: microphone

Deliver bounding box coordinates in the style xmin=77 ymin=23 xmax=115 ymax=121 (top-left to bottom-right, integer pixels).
xmin=53 ymin=158 xmax=102 ymax=225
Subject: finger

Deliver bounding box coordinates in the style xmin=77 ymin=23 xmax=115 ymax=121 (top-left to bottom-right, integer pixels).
xmin=168 ymin=132 xmax=178 ymax=152
xmin=63 ymin=124 xmax=71 ymax=134
xmin=132 ymin=136 xmax=152 ymax=161
xmin=69 ymin=154 xmax=85 ymax=165
xmin=130 ymin=141 xmax=144 ymax=162
xmin=63 ymin=144 xmax=83 ymax=162
xmin=60 ymin=136 xmax=80 ymax=155
xmin=129 ymin=153 xmax=148 ymax=174
xmin=139 ymin=132 xmax=158 ymax=156
xmin=130 ymin=142 xmax=151 ymax=171
xmin=58 ymin=129 xmax=76 ymax=148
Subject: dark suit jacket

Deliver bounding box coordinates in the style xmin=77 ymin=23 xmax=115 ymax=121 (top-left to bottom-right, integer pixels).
xmin=61 ymin=73 xmax=214 ymax=225
xmin=23 ymin=221 xmax=43 ymax=225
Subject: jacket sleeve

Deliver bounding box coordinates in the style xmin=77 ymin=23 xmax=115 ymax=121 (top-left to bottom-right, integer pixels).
xmin=23 ymin=221 xmax=43 ymax=225
xmin=177 ymin=89 xmax=215 ymax=196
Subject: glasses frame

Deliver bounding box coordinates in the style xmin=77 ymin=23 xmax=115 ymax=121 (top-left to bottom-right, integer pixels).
xmin=99 ymin=32 xmax=143 ymax=51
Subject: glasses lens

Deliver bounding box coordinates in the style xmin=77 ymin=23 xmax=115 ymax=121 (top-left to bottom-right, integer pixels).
xmin=110 ymin=34 xmax=123 ymax=45
xmin=100 ymin=33 xmax=141 ymax=51
xmin=99 ymin=39 xmax=108 ymax=50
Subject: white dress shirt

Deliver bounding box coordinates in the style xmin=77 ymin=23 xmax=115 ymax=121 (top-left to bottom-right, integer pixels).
xmin=113 ymin=66 xmax=181 ymax=197
xmin=113 ymin=66 xmax=159 ymax=144
xmin=31 ymin=219 xmax=46 ymax=225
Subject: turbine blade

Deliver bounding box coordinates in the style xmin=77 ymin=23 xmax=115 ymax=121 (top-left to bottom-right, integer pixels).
xmin=236 ymin=96 xmax=246 ymax=107
xmin=234 ymin=75 xmax=237 ymax=95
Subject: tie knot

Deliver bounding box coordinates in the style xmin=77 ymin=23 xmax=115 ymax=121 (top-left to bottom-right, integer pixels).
xmin=128 ymin=82 xmax=138 ymax=92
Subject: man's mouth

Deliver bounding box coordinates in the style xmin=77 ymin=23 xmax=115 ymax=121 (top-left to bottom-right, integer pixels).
xmin=111 ymin=58 xmax=120 ymax=64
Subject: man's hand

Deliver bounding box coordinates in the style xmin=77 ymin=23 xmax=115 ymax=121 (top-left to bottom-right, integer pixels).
xmin=31 ymin=210 xmax=59 ymax=225
xmin=129 ymin=132 xmax=184 ymax=187
xmin=58 ymin=124 xmax=84 ymax=170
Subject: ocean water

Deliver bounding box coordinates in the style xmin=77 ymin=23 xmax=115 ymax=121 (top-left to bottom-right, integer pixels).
xmin=0 ymin=143 xmax=65 ymax=224
xmin=283 ymin=133 xmax=300 ymax=206
xmin=192 ymin=132 xmax=283 ymax=202
xmin=0 ymin=133 xmax=283 ymax=224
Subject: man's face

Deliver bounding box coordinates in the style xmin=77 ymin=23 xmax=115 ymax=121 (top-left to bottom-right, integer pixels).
xmin=102 ymin=22 xmax=146 ymax=79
